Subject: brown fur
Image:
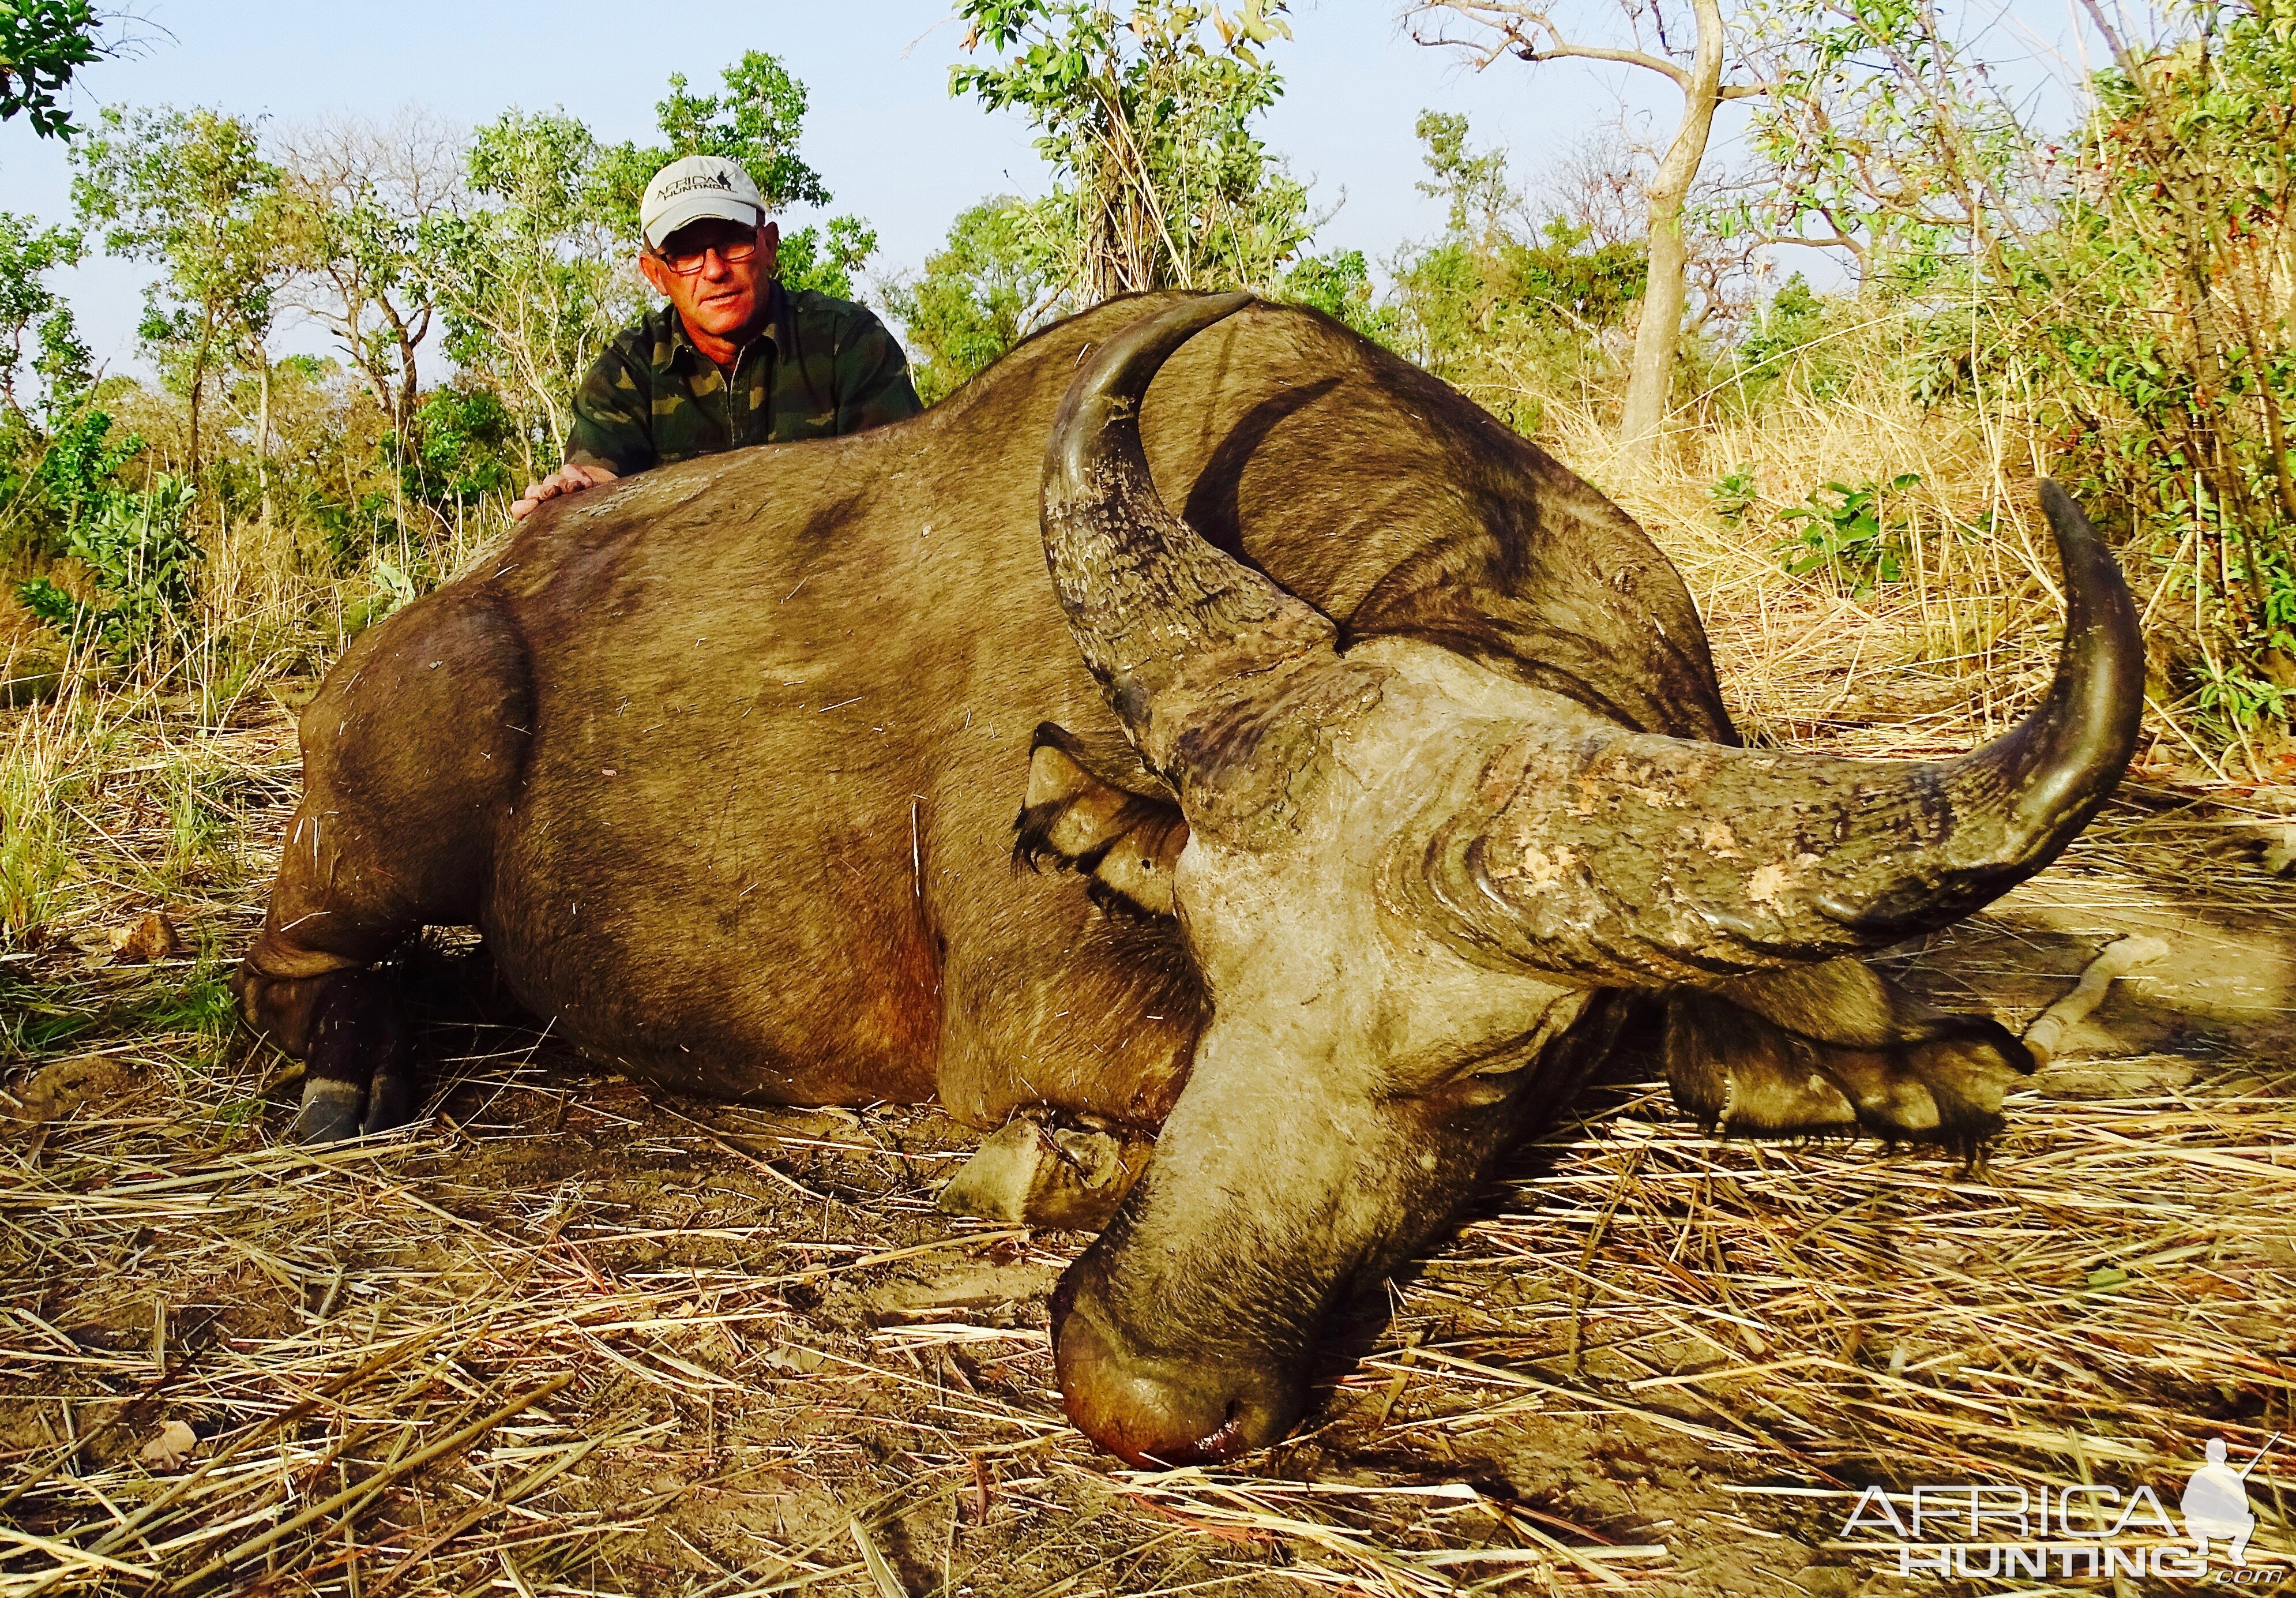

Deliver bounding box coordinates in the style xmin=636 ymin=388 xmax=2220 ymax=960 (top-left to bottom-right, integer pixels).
xmin=243 ymin=297 xmax=1740 ymax=1126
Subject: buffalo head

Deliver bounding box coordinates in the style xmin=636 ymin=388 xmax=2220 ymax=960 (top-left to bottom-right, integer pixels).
xmin=1038 ymin=295 xmax=2143 ymax=1465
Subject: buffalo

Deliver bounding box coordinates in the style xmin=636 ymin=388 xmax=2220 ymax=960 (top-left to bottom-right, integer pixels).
xmin=236 ymin=293 xmax=2141 ymax=1466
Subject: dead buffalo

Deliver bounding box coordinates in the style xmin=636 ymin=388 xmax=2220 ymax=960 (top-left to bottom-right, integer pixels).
xmin=236 ymin=293 xmax=2141 ymax=1466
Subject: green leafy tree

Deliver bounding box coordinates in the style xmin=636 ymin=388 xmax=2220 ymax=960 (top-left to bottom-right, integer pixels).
xmin=776 ymin=213 xmax=878 ymax=301
xmin=1725 ymin=271 xmax=1842 ymax=400
xmin=17 ymin=470 xmax=197 ymax=657
xmin=1278 ymin=247 xmax=1400 ymax=344
xmin=0 ymin=211 xmax=85 ymax=419
xmin=0 ymin=0 xmax=104 ymax=138
xmin=1386 ymin=113 xmax=1645 ymax=417
xmin=277 ymin=114 xmax=463 ymax=441
xmin=70 ymin=106 xmax=293 ymax=496
xmin=1727 ymin=0 xmax=2038 ymax=280
xmin=952 ymin=0 xmax=1313 ymax=301
xmin=1415 ymin=110 xmax=1513 ymax=243
xmin=0 ymin=209 xmax=95 ymax=567
xmin=427 ymin=108 xmax=636 ymax=472
xmin=590 ymin=51 xmax=834 ymax=225
xmin=884 ymin=196 xmax=1058 ymax=402
xmin=399 ymin=382 xmax=518 ymax=512
xmin=590 ymin=50 xmax=877 ymax=313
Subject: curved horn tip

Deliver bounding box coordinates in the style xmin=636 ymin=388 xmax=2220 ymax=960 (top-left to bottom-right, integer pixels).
xmin=2034 ymin=477 xmax=2083 ymax=537
xmin=1825 ymin=476 xmax=2143 ymax=937
xmin=1059 ymin=295 xmax=1257 ymax=422
xmin=2030 ymin=475 xmax=2144 ymax=746
xmin=1045 ymin=294 xmax=1260 ymax=524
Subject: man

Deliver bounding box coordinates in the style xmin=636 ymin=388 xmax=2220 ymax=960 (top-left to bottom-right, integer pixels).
xmin=512 ymin=154 xmax=922 ymax=519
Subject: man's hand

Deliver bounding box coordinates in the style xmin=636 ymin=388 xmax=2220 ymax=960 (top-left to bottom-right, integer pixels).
xmin=512 ymin=462 xmax=618 ymax=520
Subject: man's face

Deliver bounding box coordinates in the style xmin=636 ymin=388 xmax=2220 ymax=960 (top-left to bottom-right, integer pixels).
xmin=640 ymin=217 xmax=779 ymax=341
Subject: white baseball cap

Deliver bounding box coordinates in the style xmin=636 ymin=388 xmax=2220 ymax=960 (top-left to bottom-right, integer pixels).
xmin=640 ymin=156 xmax=765 ymax=249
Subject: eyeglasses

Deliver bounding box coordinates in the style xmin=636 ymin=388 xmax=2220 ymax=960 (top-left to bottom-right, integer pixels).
xmin=651 ymin=231 xmax=761 ymax=275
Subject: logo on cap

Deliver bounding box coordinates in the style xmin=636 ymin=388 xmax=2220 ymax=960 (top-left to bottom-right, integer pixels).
xmin=655 ymin=172 xmax=737 ymax=201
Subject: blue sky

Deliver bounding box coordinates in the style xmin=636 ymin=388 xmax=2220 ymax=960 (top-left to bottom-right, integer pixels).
xmin=1 ymin=0 xmax=2095 ymax=378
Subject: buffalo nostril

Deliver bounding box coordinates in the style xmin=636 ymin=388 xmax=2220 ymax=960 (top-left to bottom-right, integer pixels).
xmin=1161 ymin=1404 xmax=1249 ymax=1467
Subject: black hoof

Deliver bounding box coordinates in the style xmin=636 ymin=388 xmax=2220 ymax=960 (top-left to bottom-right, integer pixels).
xmin=289 ymin=1078 xmax=367 ymax=1144
xmin=362 ymin=1060 xmax=419 ymax=1136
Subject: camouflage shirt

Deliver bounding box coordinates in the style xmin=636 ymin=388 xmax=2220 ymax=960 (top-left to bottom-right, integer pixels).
xmin=563 ymin=283 xmax=922 ymax=477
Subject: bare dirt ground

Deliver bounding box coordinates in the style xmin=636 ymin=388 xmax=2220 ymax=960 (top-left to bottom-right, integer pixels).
xmin=6 ymin=644 xmax=2295 ymax=1596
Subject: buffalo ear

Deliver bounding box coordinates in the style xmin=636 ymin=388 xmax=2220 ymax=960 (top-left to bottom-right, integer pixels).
xmin=1015 ymin=722 xmax=1189 ymax=918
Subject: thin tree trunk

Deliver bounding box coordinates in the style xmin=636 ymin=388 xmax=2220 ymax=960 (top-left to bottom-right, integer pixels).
xmin=1618 ymin=0 xmax=1728 ymax=467
xmin=397 ymin=331 xmax=422 ymax=441
xmin=186 ymin=318 xmax=215 ymax=485
xmin=254 ymin=352 xmax=275 ymax=530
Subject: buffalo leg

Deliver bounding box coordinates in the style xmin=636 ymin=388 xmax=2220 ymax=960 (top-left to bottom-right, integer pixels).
xmin=933 ymin=879 xmax=1205 ymax=1225
xmin=236 ymin=588 xmax=532 ymax=1143
xmin=936 ymin=896 xmax=1206 ymax=1132
xmin=1663 ymin=958 xmax=2034 ymax=1156
xmin=937 ymin=1112 xmax=1155 ymax=1230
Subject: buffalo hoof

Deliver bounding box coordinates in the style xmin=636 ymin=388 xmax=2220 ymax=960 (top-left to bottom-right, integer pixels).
xmin=287 ymin=1064 xmax=422 ymax=1145
xmin=361 ymin=1057 xmax=420 ymax=1137
xmin=1049 ymin=1265 xmax=1294 ymax=1467
xmin=938 ymin=1119 xmax=1152 ymax=1231
xmin=288 ymin=1077 xmax=366 ymax=1145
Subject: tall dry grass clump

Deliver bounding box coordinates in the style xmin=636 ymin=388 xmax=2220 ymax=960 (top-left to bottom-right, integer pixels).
xmin=1497 ymin=318 xmax=2262 ymax=792
xmin=0 ymin=472 xmax=510 ymax=959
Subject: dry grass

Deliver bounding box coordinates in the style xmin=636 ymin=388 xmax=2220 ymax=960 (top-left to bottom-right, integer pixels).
xmin=5 ymin=393 xmax=2295 ymax=1596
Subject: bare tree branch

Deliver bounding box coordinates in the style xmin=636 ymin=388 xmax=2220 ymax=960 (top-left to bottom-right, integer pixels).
xmin=1406 ymin=0 xmax=1761 ymax=461
xmin=1406 ymin=2 xmax=1689 ymax=88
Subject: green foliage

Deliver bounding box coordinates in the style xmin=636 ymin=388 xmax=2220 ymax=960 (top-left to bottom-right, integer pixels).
xmin=398 ymin=384 xmax=518 ymax=511
xmin=1727 ymin=0 xmax=2034 ymax=272
xmin=0 ymin=211 xmax=98 ymax=562
xmin=430 ymin=108 xmax=634 ymax=466
xmin=1711 ymin=463 xmax=1757 ymax=522
xmin=69 ymin=105 xmax=291 ymax=471
xmin=1387 ymin=115 xmax=1645 ymax=419
xmin=952 ymin=1 xmax=1311 ymax=299
xmin=1414 ymin=111 xmax=1511 ymax=242
xmin=272 ymin=119 xmax=460 ymax=441
xmin=18 ymin=472 xmax=200 ymax=657
xmin=0 ymin=211 xmax=88 ymax=416
xmin=1279 ymin=248 xmax=1398 ymax=346
xmin=1775 ymin=473 xmax=1922 ymax=591
xmin=27 ymin=392 xmax=132 ymax=530
xmin=778 ymin=215 xmax=878 ymax=302
xmin=584 ymin=52 xmax=878 ymax=306
xmin=591 ymin=50 xmax=834 ymax=228
xmin=885 ymin=197 xmax=1059 ymax=403
xmin=1730 ymin=274 xmax=1839 ymax=398
xmin=0 ymin=0 xmax=103 ymax=138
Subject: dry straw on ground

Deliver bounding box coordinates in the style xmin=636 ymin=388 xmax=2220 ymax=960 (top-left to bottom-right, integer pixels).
xmin=5 ymin=412 xmax=2294 ymax=1595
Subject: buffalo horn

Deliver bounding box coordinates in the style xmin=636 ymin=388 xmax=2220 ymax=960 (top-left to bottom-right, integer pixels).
xmin=1040 ymin=295 xmax=1344 ymax=783
xmin=1415 ymin=481 xmax=2145 ymax=980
